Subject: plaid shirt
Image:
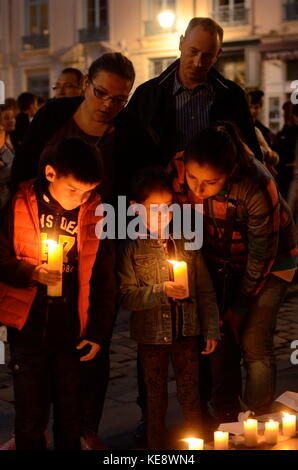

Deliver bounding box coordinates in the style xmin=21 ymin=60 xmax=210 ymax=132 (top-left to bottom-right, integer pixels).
xmin=170 ymin=153 xmax=298 ymax=304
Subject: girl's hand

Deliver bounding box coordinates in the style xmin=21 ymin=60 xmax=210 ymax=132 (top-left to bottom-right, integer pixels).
xmin=201 ymin=339 xmax=218 ymax=355
xmin=31 ymin=264 xmax=62 ymax=286
xmin=164 ymin=281 xmax=187 ymax=299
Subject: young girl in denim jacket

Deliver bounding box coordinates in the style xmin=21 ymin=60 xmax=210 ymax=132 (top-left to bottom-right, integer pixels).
xmin=118 ymin=166 xmax=219 ymax=449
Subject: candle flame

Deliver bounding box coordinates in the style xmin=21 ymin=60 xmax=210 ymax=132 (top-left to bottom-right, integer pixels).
xmin=182 ymin=437 xmax=203 ymax=449
xmin=168 ymin=260 xmax=180 ymax=267
xmin=282 ymin=412 xmax=290 ymax=417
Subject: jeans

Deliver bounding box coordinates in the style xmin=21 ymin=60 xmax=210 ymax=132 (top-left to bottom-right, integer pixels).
xmin=241 ymin=274 xmax=289 ymax=413
xmin=9 ymin=343 xmax=81 ymax=450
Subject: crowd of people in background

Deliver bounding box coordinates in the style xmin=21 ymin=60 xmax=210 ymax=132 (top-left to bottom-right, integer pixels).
xmin=0 ymin=16 xmax=297 ymax=451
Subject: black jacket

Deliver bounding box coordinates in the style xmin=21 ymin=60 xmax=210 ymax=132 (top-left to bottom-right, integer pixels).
xmin=127 ymin=59 xmax=263 ymax=165
xmin=11 ymin=97 xmax=157 ymax=195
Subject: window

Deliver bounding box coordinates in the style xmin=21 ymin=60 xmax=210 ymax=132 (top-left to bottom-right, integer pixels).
xmin=216 ymin=52 xmax=245 ymax=86
xmin=145 ymin=0 xmax=176 ymax=36
xmin=213 ymin=0 xmax=248 ymax=26
xmin=27 ymin=73 xmax=49 ymax=99
xmin=283 ymin=0 xmax=298 ymax=21
xmin=286 ymin=60 xmax=298 ymax=81
xmin=79 ymin=0 xmax=109 ymax=43
xmin=149 ymin=57 xmax=177 ymax=78
xmin=269 ymin=97 xmax=281 ymax=133
xmin=23 ymin=0 xmax=49 ymax=49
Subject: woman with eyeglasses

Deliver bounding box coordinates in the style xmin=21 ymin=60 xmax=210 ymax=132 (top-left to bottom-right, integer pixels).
xmin=11 ymin=52 xmax=156 ymax=202
xmin=170 ymin=121 xmax=298 ymax=421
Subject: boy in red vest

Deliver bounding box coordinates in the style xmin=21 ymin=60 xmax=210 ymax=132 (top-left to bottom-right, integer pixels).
xmin=0 ymin=137 xmax=116 ymax=450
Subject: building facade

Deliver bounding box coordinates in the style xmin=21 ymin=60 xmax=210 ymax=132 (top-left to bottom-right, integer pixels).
xmin=0 ymin=0 xmax=297 ymax=130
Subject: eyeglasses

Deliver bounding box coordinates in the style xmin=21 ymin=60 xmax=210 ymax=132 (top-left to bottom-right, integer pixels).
xmin=52 ymin=83 xmax=79 ymax=90
xmin=90 ymin=79 xmax=129 ymax=106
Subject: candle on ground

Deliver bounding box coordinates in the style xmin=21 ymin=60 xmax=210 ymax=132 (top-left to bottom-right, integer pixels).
xmin=243 ymin=419 xmax=258 ymax=447
xmin=168 ymin=260 xmax=189 ymax=298
xmin=46 ymin=240 xmax=63 ymax=297
xmin=282 ymin=413 xmax=296 ymax=438
xmin=214 ymin=431 xmax=229 ymax=450
xmin=264 ymin=420 xmax=279 ymax=445
xmin=183 ymin=438 xmax=204 ymax=450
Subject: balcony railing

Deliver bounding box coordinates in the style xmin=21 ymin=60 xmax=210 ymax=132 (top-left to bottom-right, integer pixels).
xmin=22 ymin=33 xmax=49 ymax=49
xmin=283 ymin=2 xmax=298 ymax=21
xmin=78 ymin=25 xmax=109 ymax=43
xmin=213 ymin=5 xmax=249 ymax=26
xmin=144 ymin=20 xmax=176 ymax=36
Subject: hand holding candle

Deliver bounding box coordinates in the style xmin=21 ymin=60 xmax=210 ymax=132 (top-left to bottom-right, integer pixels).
xmin=167 ymin=260 xmax=189 ymax=299
xmin=38 ymin=240 xmax=63 ymax=297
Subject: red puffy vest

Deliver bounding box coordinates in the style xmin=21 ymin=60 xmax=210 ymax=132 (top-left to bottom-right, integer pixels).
xmin=0 ymin=180 xmax=101 ymax=336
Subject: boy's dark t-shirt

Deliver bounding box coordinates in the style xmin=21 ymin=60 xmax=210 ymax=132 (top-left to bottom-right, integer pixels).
xmin=8 ymin=180 xmax=80 ymax=348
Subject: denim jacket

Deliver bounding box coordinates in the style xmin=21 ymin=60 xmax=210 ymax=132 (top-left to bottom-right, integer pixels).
xmin=118 ymin=237 xmax=219 ymax=345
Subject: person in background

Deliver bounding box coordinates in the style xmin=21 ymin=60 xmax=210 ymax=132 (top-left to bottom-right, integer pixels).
xmin=118 ymin=166 xmax=219 ymax=449
xmin=11 ymin=92 xmax=38 ymax=152
xmin=5 ymin=98 xmax=19 ymax=118
xmin=248 ymin=90 xmax=276 ymax=148
xmin=276 ymin=104 xmax=298 ymax=199
xmin=52 ymin=68 xmax=83 ymax=98
xmin=0 ymin=109 xmax=14 ymax=208
xmin=0 ymin=104 xmax=16 ymax=153
xmin=37 ymin=96 xmax=46 ymax=110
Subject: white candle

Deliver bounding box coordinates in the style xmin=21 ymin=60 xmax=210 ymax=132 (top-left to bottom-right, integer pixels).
xmin=282 ymin=413 xmax=296 ymax=437
xmin=214 ymin=431 xmax=229 ymax=450
xmin=47 ymin=240 xmax=63 ymax=297
xmin=243 ymin=419 xmax=258 ymax=447
xmin=183 ymin=438 xmax=204 ymax=450
xmin=168 ymin=260 xmax=189 ymax=298
xmin=264 ymin=420 xmax=279 ymax=445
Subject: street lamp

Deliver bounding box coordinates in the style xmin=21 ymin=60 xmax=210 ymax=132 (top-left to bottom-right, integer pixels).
xmin=157 ymin=10 xmax=175 ymax=29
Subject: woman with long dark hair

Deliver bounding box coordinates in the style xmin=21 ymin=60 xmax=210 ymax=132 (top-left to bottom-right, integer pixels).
xmin=171 ymin=121 xmax=298 ymax=420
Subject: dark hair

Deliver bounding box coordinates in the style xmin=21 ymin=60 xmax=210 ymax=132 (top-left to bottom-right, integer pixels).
xmin=184 ymin=17 xmax=224 ymax=45
xmin=248 ymin=90 xmax=264 ymax=105
xmin=184 ymin=121 xmax=253 ymax=177
xmin=88 ymin=52 xmax=135 ymax=83
xmin=0 ymin=104 xmax=15 ymax=113
xmin=17 ymin=92 xmax=37 ymax=111
xmin=48 ymin=137 xmax=104 ymax=184
xmin=61 ymin=67 xmax=83 ymax=85
xmin=130 ymin=166 xmax=173 ymax=203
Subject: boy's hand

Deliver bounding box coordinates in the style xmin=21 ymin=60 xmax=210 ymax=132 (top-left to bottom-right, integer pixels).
xmin=31 ymin=264 xmax=62 ymax=286
xmin=77 ymin=340 xmax=100 ymax=362
xmin=201 ymin=339 xmax=218 ymax=355
xmin=164 ymin=281 xmax=187 ymax=299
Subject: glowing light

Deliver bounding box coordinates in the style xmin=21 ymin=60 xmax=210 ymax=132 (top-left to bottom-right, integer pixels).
xmin=158 ymin=10 xmax=175 ymax=28
xmin=182 ymin=438 xmax=204 ymax=450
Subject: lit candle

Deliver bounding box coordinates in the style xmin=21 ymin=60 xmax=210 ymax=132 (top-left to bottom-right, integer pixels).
xmin=183 ymin=438 xmax=204 ymax=450
xmin=243 ymin=419 xmax=258 ymax=447
xmin=46 ymin=240 xmax=63 ymax=297
xmin=282 ymin=413 xmax=296 ymax=438
xmin=168 ymin=260 xmax=189 ymax=298
xmin=264 ymin=420 xmax=279 ymax=445
xmin=214 ymin=431 xmax=229 ymax=450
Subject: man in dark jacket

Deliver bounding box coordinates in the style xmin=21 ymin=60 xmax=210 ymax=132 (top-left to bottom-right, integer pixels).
xmin=127 ymin=17 xmax=262 ymax=165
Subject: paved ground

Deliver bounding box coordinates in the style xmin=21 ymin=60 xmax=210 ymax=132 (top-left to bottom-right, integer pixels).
xmin=1 ymin=281 xmax=298 ymax=450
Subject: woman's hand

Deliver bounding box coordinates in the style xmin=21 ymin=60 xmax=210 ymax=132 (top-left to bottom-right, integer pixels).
xmin=201 ymin=339 xmax=218 ymax=355
xmin=31 ymin=264 xmax=62 ymax=286
xmin=164 ymin=281 xmax=187 ymax=299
